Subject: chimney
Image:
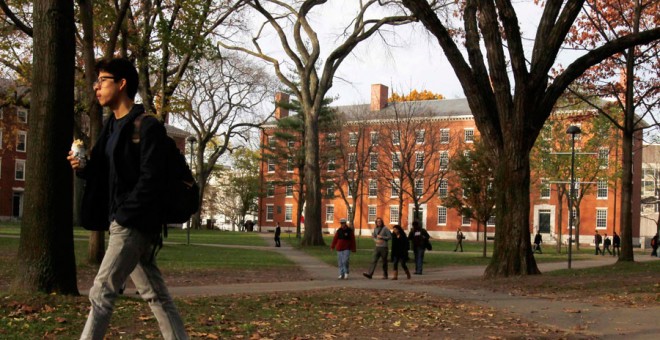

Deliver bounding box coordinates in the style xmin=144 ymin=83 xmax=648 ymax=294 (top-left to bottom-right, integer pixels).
xmin=371 ymin=84 xmax=388 ymax=111
xmin=275 ymin=92 xmax=289 ymax=119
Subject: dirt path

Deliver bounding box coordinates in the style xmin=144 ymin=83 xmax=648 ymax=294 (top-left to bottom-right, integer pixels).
xmin=167 ymin=233 xmax=660 ymax=339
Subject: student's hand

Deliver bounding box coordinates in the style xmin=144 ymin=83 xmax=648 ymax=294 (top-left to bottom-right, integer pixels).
xmin=67 ymin=150 xmax=81 ymax=170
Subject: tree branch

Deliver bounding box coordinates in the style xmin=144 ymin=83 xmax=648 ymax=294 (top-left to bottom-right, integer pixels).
xmin=0 ymin=0 xmax=32 ymax=37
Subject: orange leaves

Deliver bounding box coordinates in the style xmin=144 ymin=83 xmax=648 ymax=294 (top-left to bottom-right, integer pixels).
xmin=389 ymin=89 xmax=445 ymax=102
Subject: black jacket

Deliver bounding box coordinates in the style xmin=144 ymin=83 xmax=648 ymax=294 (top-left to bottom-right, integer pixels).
xmin=391 ymin=232 xmax=409 ymax=261
xmin=79 ymin=104 xmax=167 ymax=233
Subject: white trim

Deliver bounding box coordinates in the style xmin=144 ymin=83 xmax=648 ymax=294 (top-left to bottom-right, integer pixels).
xmin=389 ymin=205 xmax=399 ymax=225
xmin=14 ymin=159 xmax=25 ymax=181
xmin=596 ymin=208 xmax=607 ymax=229
xmin=437 ymin=206 xmax=447 ymax=226
xmin=367 ymin=205 xmax=377 ymax=224
xmin=284 ymin=204 xmax=293 ymax=222
xmin=16 ymin=130 xmax=27 ymax=152
xmin=325 ymin=205 xmax=335 ymax=223
xmin=265 ymin=204 xmax=274 ymax=222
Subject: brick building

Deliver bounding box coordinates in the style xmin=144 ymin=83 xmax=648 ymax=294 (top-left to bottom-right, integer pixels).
xmin=258 ymin=84 xmax=642 ymax=244
xmin=0 ymin=102 xmax=28 ymax=220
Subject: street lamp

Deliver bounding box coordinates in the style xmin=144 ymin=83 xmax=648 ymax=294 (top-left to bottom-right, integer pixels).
xmin=566 ymin=125 xmax=581 ymax=269
xmin=186 ymin=135 xmax=197 ymax=245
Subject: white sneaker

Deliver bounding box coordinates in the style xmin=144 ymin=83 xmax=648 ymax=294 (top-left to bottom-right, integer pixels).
xmin=344 ymin=273 xmax=349 ymax=279
xmin=338 ymin=274 xmax=344 ymax=279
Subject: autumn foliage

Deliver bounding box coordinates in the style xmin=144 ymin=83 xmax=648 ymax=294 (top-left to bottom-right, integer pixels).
xmin=389 ymin=89 xmax=444 ymax=102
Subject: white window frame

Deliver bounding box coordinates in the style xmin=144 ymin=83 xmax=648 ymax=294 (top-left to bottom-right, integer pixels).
xmin=287 ymin=157 xmax=294 ymax=173
xmin=287 ymin=140 xmax=295 ymax=148
xmin=389 ymin=206 xmax=399 ymax=225
xmin=440 ymin=128 xmax=450 ymax=144
xmin=267 ymin=135 xmax=275 ymax=146
xmin=327 ymin=133 xmax=336 ymax=145
xmin=391 ymin=179 xmax=400 ymax=198
xmin=597 ymin=180 xmax=608 ymax=199
xmin=370 ymin=131 xmax=378 ymax=146
xmin=328 ymin=157 xmax=336 ymax=172
xmin=392 ymin=130 xmax=400 ymax=145
xmin=540 ymin=179 xmax=551 ymax=199
xmin=415 ymin=129 xmax=425 ymax=144
xmin=415 ymin=178 xmax=424 ymax=197
xmin=348 ymin=153 xmax=357 ymax=171
xmin=267 ymin=182 xmax=275 ymax=197
xmin=267 ymin=158 xmax=275 ymax=173
xmin=266 ymin=204 xmax=274 ymax=222
xmin=438 ymin=179 xmax=448 ymax=198
xmin=17 ymin=108 xmax=27 ymax=123
xmin=326 ymin=181 xmax=335 ymax=198
xmin=325 ymin=205 xmax=335 ymax=223
xmin=368 ymin=205 xmax=377 ymax=224
xmin=369 ymin=153 xmax=378 ymax=171
xmin=462 ymin=213 xmax=471 ymax=226
xmin=348 ymin=132 xmax=358 ymax=147
xmin=599 ymin=148 xmax=609 ymax=169
xmin=596 ymin=208 xmax=607 ymax=229
xmin=464 ymin=128 xmax=474 ymax=143
xmin=285 ymin=183 xmax=294 ymax=197
xmin=16 ymin=131 xmax=27 ymax=152
xmin=15 ymin=159 xmax=25 ymax=181
xmin=439 ymin=151 xmax=449 ymax=170
xmin=415 ymin=152 xmax=424 ymax=170
xmin=368 ymin=179 xmax=378 ymax=197
xmin=487 ymin=215 xmax=496 ymax=226
xmin=392 ymin=152 xmax=401 ymax=171
xmin=284 ymin=205 xmax=293 ymax=222
xmin=437 ymin=206 xmax=447 ymax=225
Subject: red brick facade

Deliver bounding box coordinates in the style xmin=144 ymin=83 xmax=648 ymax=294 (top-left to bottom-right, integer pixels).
xmin=0 ymin=105 xmax=28 ymax=220
xmin=258 ymin=85 xmax=642 ymax=244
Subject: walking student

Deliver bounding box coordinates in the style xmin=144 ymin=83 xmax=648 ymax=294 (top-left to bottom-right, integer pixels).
xmin=274 ymin=222 xmax=281 ymax=247
xmin=390 ymin=225 xmax=411 ymax=280
xmin=408 ymin=221 xmax=430 ymax=275
xmin=68 ymin=58 xmax=188 ymax=340
xmin=454 ymin=227 xmax=464 ymax=252
xmin=363 ymin=217 xmax=391 ymax=279
xmin=612 ymin=231 xmax=621 ymax=257
xmin=602 ymin=233 xmax=612 ymax=256
xmin=594 ymin=231 xmax=603 ymax=255
xmin=330 ymin=219 xmax=356 ymax=279
xmin=533 ymin=231 xmax=543 ymax=254
xmin=651 ymin=233 xmax=659 ymax=257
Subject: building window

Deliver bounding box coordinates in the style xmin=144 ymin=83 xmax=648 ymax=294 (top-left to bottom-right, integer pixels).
xmin=392 ymin=131 xmax=400 ymax=145
xmin=415 ymin=130 xmax=425 ymax=144
xmin=17 ymin=108 xmax=27 ymax=123
xmin=571 ymin=178 xmax=580 ymax=198
xmin=440 ymin=128 xmax=450 ymax=144
xmin=347 ymin=206 xmax=353 ymax=221
xmin=391 ymin=179 xmax=400 ymax=197
xmin=541 ymin=179 xmax=550 ymax=199
xmin=266 ymin=205 xmax=274 ymax=221
xmin=348 ymin=153 xmax=356 ymax=171
xmin=267 ymin=158 xmax=275 ymax=172
xmin=287 ymin=157 xmax=294 ymax=172
xmin=16 ymin=131 xmax=27 ymax=152
xmin=326 ymin=181 xmax=335 ymax=198
xmin=369 ymin=179 xmax=378 ymax=197
xmin=599 ymin=148 xmax=609 ymax=168
xmin=390 ymin=206 xmax=399 ymax=225
xmin=462 ymin=213 xmax=471 ymax=226
xmin=267 ymin=135 xmax=275 ymax=147
xmin=596 ymin=208 xmax=607 ymax=229
xmin=266 ymin=182 xmax=275 ymax=197
xmin=326 ymin=205 xmax=335 ymax=223
xmin=15 ymin=159 xmax=25 ymax=181
xmin=370 ymin=153 xmax=378 ymax=171
xmin=487 ymin=215 xmax=496 ymax=226
xmin=326 ymin=133 xmax=336 ymax=145
xmin=415 ymin=178 xmax=424 ymax=197
xmin=285 ymin=184 xmax=293 ymax=197
xmin=370 ymin=131 xmax=379 ymax=146
xmin=415 ymin=152 xmax=424 ymax=170
xmin=438 ymin=179 xmax=448 ymax=198
xmin=288 ymin=139 xmax=295 ymax=148
xmin=328 ymin=157 xmax=336 ymax=172
xmin=392 ymin=152 xmax=401 ymax=171
xmin=643 ymin=168 xmax=656 ymax=196
xmin=368 ymin=205 xmax=376 ymax=224
xmin=464 ymin=128 xmax=474 ymax=143
xmin=349 ymin=132 xmax=358 ymax=147
xmin=597 ymin=180 xmax=608 ymax=199
xmin=439 ymin=151 xmax=449 ymax=170
xmin=285 ymin=205 xmax=293 ymax=222
xmin=437 ymin=206 xmax=447 ymax=225
xmin=348 ymin=180 xmax=355 ymax=198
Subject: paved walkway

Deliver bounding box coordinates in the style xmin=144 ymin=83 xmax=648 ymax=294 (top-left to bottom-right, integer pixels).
xmin=168 ymin=233 xmax=660 ymax=339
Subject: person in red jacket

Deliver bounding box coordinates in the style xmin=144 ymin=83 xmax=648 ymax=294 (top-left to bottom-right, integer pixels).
xmin=330 ymin=219 xmax=356 ymax=279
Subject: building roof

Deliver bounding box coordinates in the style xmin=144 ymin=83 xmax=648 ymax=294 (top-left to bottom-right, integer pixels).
xmin=165 ymin=124 xmax=192 ymax=138
xmin=336 ymin=98 xmax=473 ymax=123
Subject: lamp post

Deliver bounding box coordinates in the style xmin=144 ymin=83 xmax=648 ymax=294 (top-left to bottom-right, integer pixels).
xmin=186 ymin=135 xmax=197 ymax=245
xmin=566 ymin=125 xmax=581 ymax=269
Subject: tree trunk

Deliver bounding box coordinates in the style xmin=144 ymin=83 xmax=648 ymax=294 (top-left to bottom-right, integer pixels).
xmin=302 ymin=109 xmax=324 ymax=246
xmin=556 ymin=189 xmax=564 ymax=254
xmin=480 ymin=221 xmax=487 ymax=258
xmin=16 ymin=0 xmax=78 ymax=294
xmin=619 ymin=117 xmax=635 ymax=262
xmin=296 ymin=165 xmax=305 ymax=239
xmin=484 ymin=150 xmax=540 ymax=277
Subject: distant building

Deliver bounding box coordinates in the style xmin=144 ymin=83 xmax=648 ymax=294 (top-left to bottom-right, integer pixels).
xmin=258 ymin=84 xmax=642 ymax=244
xmin=640 ymin=143 xmax=660 ymax=247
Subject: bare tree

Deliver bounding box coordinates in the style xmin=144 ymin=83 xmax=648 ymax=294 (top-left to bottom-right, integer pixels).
xmin=218 ymin=0 xmax=414 ymax=246
xmin=171 ymin=55 xmax=274 ymax=229
xmin=401 ymin=0 xmax=660 ymax=276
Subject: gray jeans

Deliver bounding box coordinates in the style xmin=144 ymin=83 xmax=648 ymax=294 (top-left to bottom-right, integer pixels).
xmin=81 ymin=221 xmax=188 ymax=340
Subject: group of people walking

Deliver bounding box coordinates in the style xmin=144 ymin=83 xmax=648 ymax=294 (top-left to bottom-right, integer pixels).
xmin=593 ymin=231 xmax=620 ymax=256
xmin=330 ymin=218 xmax=434 ymax=280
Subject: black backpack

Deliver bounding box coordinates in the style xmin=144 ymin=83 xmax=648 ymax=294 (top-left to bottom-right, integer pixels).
xmin=134 ymin=114 xmax=200 ymax=224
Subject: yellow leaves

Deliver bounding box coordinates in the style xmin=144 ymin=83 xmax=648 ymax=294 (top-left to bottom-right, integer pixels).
xmin=389 ymin=89 xmax=445 ymax=102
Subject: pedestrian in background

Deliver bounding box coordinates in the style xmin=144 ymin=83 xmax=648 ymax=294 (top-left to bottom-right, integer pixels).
xmin=330 ymin=219 xmax=356 ymax=279
xmin=408 ymin=220 xmax=430 ymax=275
xmin=454 ymin=227 xmax=464 ymax=252
xmin=390 ymin=225 xmax=411 ymax=280
xmin=612 ymin=231 xmax=621 ymax=257
xmin=594 ymin=231 xmax=603 ymax=255
xmin=363 ymin=217 xmax=391 ymax=279
xmin=602 ymin=233 xmax=612 ymax=256
xmin=533 ymin=231 xmax=543 ymax=254
xmin=274 ymin=222 xmax=281 ymax=247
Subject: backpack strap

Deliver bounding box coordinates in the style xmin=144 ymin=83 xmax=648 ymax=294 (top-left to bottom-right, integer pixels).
xmin=132 ymin=113 xmax=160 ymax=143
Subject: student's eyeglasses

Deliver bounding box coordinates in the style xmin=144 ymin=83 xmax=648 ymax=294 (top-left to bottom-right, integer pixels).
xmin=93 ymin=76 xmax=117 ymax=88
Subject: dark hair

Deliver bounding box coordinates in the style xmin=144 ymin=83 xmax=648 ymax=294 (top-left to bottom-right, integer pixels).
xmin=412 ymin=220 xmax=420 ymax=229
xmin=392 ymin=224 xmax=404 ymax=234
xmin=95 ymin=57 xmax=139 ymax=99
